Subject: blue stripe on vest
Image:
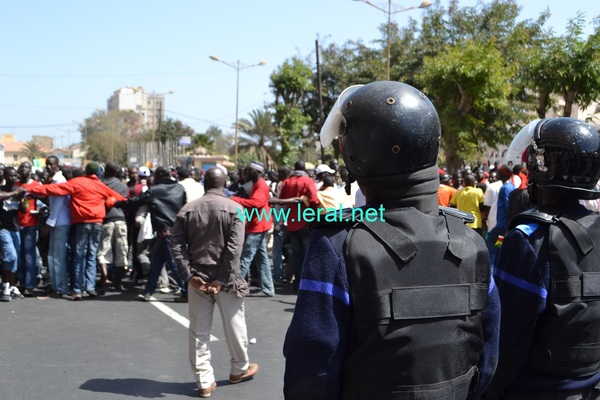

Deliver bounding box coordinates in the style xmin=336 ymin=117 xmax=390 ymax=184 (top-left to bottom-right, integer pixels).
xmin=494 ymin=269 xmax=548 ymax=298
xmin=300 ymin=279 xmax=350 ymax=305
xmin=488 ymin=276 xmax=496 ymax=294
xmin=515 ymin=222 xmax=540 ymax=236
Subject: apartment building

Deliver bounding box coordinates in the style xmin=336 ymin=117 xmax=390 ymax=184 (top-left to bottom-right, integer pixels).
xmin=107 ymin=87 xmax=167 ymax=132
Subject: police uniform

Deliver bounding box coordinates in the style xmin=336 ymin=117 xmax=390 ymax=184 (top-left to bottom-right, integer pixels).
xmin=484 ymin=118 xmax=600 ymax=400
xmin=283 ymin=81 xmax=501 ymax=400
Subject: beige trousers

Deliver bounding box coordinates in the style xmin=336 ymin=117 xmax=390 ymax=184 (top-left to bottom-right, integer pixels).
xmin=188 ymin=285 xmax=250 ymax=389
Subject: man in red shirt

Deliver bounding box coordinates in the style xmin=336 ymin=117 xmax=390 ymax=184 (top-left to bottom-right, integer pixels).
xmin=231 ymin=161 xmax=275 ymax=297
xmin=271 ymin=161 xmax=318 ymax=291
xmin=24 ymin=162 xmax=126 ymax=300
xmin=16 ymin=161 xmax=42 ymax=296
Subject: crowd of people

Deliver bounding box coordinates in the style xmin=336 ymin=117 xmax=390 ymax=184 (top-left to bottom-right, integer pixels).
xmin=4 ymin=81 xmax=600 ymax=400
xmin=0 ymin=155 xmax=359 ymax=304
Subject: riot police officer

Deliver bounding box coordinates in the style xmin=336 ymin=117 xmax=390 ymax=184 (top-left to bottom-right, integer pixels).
xmin=483 ymin=118 xmax=600 ymax=399
xmin=283 ymin=81 xmax=500 ymax=400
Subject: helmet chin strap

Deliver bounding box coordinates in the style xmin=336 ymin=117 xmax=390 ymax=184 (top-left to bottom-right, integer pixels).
xmin=344 ymin=173 xmax=356 ymax=196
xmin=527 ymin=181 xmax=539 ymax=207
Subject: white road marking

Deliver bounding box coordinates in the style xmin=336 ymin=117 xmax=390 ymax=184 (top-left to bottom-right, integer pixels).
xmin=149 ymin=298 xmax=219 ymax=341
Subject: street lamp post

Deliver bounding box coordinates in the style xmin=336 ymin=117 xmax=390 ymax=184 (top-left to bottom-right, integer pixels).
xmin=354 ymin=0 xmax=432 ymax=80
xmin=57 ymin=127 xmax=73 ymax=161
xmin=209 ymin=55 xmax=266 ymax=168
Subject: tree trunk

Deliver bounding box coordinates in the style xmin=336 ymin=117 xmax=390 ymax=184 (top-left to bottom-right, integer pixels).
xmin=443 ymin=127 xmax=462 ymax=172
xmin=536 ymin=91 xmax=549 ymax=118
xmin=562 ymin=88 xmax=576 ymax=117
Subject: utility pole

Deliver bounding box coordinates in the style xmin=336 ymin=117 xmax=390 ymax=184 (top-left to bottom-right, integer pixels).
xmin=316 ymin=39 xmax=325 ymax=162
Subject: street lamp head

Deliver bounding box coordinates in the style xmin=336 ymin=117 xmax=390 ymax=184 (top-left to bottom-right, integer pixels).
xmin=419 ymin=1 xmax=432 ymax=8
xmin=209 ymin=55 xmax=220 ymax=61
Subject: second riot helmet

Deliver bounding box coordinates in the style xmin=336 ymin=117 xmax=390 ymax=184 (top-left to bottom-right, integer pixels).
xmin=508 ymin=117 xmax=600 ymax=200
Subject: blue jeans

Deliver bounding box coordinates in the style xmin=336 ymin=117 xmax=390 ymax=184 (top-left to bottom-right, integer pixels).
xmin=0 ymin=229 xmax=20 ymax=273
xmin=19 ymin=226 xmax=38 ymax=290
xmin=71 ymin=223 xmax=102 ymax=294
xmin=144 ymin=235 xmax=186 ymax=297
xmin=486 ymin=225 xmax=506 ymax=273
xmin=239 ymin=231 xmax=274 ymax=296
xmin=271 ymin=227 xmax=286 ymax=282
xmin=287 ymin=227 xmax=309 ymax=291
xmin=48 ymin=225 xmax=70 ymax=294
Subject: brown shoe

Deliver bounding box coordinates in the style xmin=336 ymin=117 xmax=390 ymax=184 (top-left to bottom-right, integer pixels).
xmin=174 ymin=296 xmax=188 ymax=303
xmin=198 ymin=382 xmax=216 ymax=398
xmin=229 ymin=363 xmax=259 ymax=384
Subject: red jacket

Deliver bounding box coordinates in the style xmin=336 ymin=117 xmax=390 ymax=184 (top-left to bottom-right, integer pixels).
xmin=24 ymin=175 xmax=126 ymax=225
xmin=231 ymin=178 xmax=272 ymax=234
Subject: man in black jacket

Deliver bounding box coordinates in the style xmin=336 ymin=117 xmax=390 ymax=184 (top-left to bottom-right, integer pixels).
xmin=97 ymin=162 xmax=129 ymax=292
xmin=121 ymin=166 xmax=187 ymax=302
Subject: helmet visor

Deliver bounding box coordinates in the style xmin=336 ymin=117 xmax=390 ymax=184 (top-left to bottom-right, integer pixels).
xmin=320 ymin=85 xmax=363 ymax=147
xmin=505 ymin=119 xmax=541 ymax=164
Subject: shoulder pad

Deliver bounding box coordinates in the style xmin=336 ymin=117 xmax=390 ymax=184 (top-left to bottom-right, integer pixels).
xmin=438 ymin=206 xmax=475 ymax=224
xmin=509 ymin=208 xmax=556 ymax=230
xmin=514 ymin=222 xmax=541 ymax=237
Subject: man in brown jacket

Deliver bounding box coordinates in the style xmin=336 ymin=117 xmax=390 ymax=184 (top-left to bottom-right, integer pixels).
xmin=171 ymin=167 xmax=259 ymax=398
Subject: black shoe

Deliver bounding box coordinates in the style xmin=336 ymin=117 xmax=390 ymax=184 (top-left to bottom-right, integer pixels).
xmin=86 ymin=290 xmax=98 ymax=297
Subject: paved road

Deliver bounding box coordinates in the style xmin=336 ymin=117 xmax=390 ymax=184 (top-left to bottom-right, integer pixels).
xmin=0 ymin=283 xmax=297 ymax=400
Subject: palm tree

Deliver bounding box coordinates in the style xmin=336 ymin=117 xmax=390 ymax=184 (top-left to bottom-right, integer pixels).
xmin=22 ymin=141 xmax=47 ymax=161
xmin=237 ymin=108 xmax=277 ymax=168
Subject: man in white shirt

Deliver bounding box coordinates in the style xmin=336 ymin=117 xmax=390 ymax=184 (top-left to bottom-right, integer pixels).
xmin=177 ymin=167 xmax=204 ymax=203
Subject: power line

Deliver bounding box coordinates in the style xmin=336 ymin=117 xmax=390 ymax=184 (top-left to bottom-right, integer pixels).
xmin=0 ymin=123 xmax=78 ymax=129
xmin=0 ymin=71 xmax=205 ymax=78
xmin=0 ymin=105 xmax=97 ymax=110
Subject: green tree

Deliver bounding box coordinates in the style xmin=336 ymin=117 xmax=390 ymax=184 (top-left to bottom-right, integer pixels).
xmin=204 ymin=125 xmax=232 ymax=156
xmin=80 ymin=110 xmax=142 ymax=164
xmin=406 ymin=0 xmax=557 ymax=169
xmin=417 ymin=39 xmax=518 ymax=170
xmin=270 ymin=57 xmax=314 ymax=165
xmin=191 ymin=133 xmax=215 ymax=153
xmin=22 ymin=141 xmax=47 ymax=161
xmin=237 ymin=108 xmax=277 ymax=168
xmin=157 ymin=117 xmax=195 ymax=145
xmin=549 ymin=15 xmax=600 ymax=117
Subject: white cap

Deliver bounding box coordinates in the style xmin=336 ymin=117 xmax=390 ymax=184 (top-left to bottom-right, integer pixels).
xmin=315 ymin=164 xmax=335 ymax=175
xmin=138 ymin=166 xmax=150 ymax=178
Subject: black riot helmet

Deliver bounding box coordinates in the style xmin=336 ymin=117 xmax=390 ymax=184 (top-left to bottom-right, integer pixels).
xmin=509 ymin=118 xmax=600 ymax=200
xmin=320 ymin=81 xmax=441 ymax=178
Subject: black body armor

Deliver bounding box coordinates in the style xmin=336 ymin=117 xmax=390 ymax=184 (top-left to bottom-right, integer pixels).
xmin=511 ymin=207 xmax=600 ymax=377
xmin=339 ymin=207 xmax=490 ymax=399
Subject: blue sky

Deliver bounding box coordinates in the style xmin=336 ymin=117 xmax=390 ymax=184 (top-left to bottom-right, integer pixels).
xmin=0 ymin=0 xmax=598 ymax=148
